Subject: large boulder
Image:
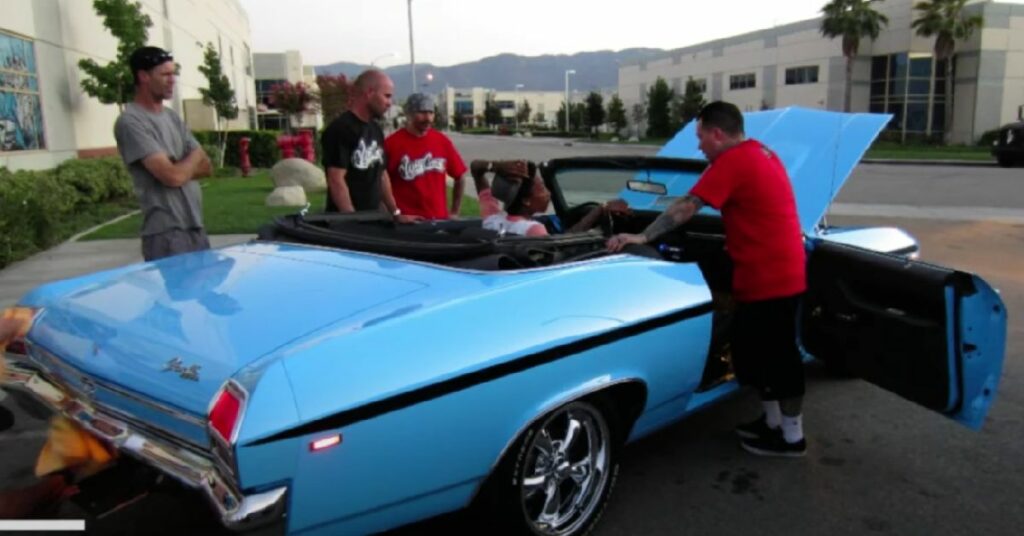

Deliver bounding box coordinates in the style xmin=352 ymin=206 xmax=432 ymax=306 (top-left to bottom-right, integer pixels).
xmin=265 ymin=185 xmax=308 ymax=207
xmin=271 ymin=158 xmax=326 ymax=193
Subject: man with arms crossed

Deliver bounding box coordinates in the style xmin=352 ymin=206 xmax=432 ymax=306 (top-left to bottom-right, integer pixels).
xmin=115 ymin=46 xmax=212 ymax=261
xmin=321 ymin=69 xmax=414 ymax=222
xmin=607 ymin=101 xmax=808 ymax=457
xmin=385 ymin=93 xmax=469 ymax=219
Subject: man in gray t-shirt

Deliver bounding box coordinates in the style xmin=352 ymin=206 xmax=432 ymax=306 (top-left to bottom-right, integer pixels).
xmin=114 ymin=46 xmax=212 ymax=261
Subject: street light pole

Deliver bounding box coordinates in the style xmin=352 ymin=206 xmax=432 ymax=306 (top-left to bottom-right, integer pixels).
xmin=514 ymin=83 xmax=524 ymax=132
xmin=564 ymin=69 xmax=575 ymax=132
xmin=407 ymin=0 xmax=416 ymax=92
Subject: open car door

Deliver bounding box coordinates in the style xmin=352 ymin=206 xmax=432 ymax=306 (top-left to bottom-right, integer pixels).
xmin=801 ymin=240 xmax=1006 ymax=429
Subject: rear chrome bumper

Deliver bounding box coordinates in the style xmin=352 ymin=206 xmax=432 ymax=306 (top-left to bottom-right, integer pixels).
xmin=2 ymin=355 xmax=287 ymax=532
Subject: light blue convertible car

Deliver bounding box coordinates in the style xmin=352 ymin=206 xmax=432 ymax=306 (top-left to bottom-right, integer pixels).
xmin=2 ymin=108 xmax=1006 ymax=535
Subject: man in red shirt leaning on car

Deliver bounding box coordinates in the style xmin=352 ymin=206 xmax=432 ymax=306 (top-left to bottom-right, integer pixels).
xmin=385 ymin=93 xmax=470 ymax=220
xmin=607 ymin=101 xmax=809 ymax=457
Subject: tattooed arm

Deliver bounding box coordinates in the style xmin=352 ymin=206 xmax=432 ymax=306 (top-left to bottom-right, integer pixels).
xmin=606 ymin=195 xmax=704 ymax=252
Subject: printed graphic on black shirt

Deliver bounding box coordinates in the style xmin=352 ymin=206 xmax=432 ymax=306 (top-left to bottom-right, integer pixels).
xmin=322 ymin=111 xmax=385 ymax=212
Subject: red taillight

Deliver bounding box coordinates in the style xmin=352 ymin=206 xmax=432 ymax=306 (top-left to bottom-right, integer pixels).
xmin=209 ymin=384 xmax=244 ymax=444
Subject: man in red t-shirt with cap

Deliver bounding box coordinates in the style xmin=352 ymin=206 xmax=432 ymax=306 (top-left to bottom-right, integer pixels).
xmin=385 ymin=93 xmax=470 ymax=219
xmin=608 ymin=101 xmax=808 ymax=457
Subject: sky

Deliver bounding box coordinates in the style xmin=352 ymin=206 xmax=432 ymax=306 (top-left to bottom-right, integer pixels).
xmin=240 ymin=0 xmax=839 ymax=67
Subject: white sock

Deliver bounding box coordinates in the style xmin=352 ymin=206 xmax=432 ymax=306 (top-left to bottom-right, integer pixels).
xmin=781 ymin=414 xmax=804 ymax=444
xmin=762 ymin=400 xmax=782 ymax=429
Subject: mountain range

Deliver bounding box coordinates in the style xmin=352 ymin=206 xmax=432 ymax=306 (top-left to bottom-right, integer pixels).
xmin=315 ymin=48 xmax=668 ymax=97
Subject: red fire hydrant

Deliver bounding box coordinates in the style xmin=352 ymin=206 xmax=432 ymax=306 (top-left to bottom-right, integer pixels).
xmin=298 ymin=130 xmax=316 ymax=162
xmin=277 ymin=135 xmax=296 ymax=159
xmin=239 ymin=137 xmax=251 ymax=177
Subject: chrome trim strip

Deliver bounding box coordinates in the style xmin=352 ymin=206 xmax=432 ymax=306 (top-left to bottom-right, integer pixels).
xmin=29 ymin=344 xmax=207 ymax=428
xmin=3 ymin=356 xmax=286 ymax=532
xmin=23 ymin=344 xmax=207 ymax=451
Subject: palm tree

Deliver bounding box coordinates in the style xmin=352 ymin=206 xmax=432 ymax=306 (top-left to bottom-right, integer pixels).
xmin=912 ymin=0 xmax=984 ymax=143
xmin=820 ymin=0 xmax=890 ymax=113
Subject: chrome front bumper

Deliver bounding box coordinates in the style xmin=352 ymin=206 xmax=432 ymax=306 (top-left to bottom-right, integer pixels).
xmin=2 ymin=355 xmax=287 ymax=532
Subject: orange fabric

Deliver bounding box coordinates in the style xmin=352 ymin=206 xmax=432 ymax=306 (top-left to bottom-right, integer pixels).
xmin=34 ymin=416 xmax=115 ymax=477
xmin=1 ymin=308 xmax=34 ymax=381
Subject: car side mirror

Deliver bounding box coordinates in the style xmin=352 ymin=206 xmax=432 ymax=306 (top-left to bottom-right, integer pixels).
xmin=626 ymin=180 xmax=668 ymax=195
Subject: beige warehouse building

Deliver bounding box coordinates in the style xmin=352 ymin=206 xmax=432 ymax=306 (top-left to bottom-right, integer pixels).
xmin=1 ymin=0 xmax=255 ymax=171
xmin=619 ymin=0 xmax=1024 ymax=143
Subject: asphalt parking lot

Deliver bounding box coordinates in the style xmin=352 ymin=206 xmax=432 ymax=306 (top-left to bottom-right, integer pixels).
xmin=1 ymin=135 xmax=1021 ymax=534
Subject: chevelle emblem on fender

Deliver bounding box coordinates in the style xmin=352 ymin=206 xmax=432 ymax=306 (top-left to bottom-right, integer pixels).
xmin=162 ymin=357 xmax=201 ymax=382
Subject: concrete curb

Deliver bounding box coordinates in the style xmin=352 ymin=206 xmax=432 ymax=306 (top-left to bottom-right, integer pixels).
xmin=68 ymin=209 xmax=141 ymax=242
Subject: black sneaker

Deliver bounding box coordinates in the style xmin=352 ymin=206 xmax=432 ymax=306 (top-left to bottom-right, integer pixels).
xmin=739 ymin=433 xmax=807 ymax=458
xmin=735 ymin=414 xmax=778 ymax=440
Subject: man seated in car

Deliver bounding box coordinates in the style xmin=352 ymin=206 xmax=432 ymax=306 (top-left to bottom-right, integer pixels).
xmin=469 ymin=159 xmax=628 ymax=236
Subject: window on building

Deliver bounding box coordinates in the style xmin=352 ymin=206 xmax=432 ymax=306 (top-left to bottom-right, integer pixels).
xmin=870 ymin=53 xmax=944 ymax=135
xmin=256 ymin=79 xmax=286 ymax=109
xmin=244 ymin=43 xmax=252 ymax=76
xmin=784 ymin=65 xmax=819 ymax=85
xmin=729 ymin=73 xmax=756 ymax=90
xmin=455 ymin=101 xmax=474 ymax=116
xmin=496 ymin=100 xmax=515 ymax=110
xmin=0 ymin=31 xmax=45 ymax=152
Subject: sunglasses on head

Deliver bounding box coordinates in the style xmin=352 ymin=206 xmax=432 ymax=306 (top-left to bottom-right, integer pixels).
xmin=138 ymin=51 xmax=174 ymax=70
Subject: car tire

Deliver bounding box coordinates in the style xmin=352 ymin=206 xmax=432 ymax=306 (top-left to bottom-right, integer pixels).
xmin=480 ymin=399 xmax=620 ymax=536
xmin=996 ymin=155 xmax=1014 ymax=168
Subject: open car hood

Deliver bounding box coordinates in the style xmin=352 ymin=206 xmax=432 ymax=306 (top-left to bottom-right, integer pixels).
xmin=624 ymin=107 xmax=890 ymax=233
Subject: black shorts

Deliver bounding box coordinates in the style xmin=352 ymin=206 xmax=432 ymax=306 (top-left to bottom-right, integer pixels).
xmin=142 ymin=228 xmax=210 ymax=261
xmin=730 ymin=293 xmax=805 ymax=400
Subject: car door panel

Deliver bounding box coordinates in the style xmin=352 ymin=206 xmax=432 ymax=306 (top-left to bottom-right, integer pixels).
xmin=802 ymin=240 xmax=1005 ymax=429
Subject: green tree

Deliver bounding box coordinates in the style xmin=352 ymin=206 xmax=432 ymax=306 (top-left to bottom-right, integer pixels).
xmin=606 ymin=94 xmax=627 ymax=134
xmin=315 ymin=74 xmax=350 ymax=126
xmin=557 ymin=102 xmax=569 ymax=132
xmin=453 ymin=112 xmax=465 ymax=131
xmin=517 ymin=99 xmax=532 ymax=125
xmin=484 ymin=98 xmax=502 ymax=127
xmin=820 ymin=0 xmax=890 ymax=113
xmin=77 ymin=0 xmax=153 ymax=109
xmin=197 ymin=42 xmax=238 ymax=167
xmin=585 ymin=92 xmax=605 ymax=137
xmin=678 ymin=77 xmax=707 ymax=128
xmin=912 ymin=0 xmax=984 ymax=143
xmin=646 ymin=77 xmax=675 ymax=138
xmin=556 ymin=102 xmax=586 ymax=131
xmin=533 ymin=112 xmax=545 ymax=125
xmin=630 ymin=101 xmax=646 ymax=139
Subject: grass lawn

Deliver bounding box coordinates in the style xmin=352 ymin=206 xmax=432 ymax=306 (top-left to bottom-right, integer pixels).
xmin=863 ymin=141 xmax=993 ymax=161
xmin=82 ymin=171 xmax=480 ymax=240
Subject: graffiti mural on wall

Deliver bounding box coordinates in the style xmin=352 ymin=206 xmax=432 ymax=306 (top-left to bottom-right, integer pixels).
xmin=0 ymin=32 xmax=45 ymax=152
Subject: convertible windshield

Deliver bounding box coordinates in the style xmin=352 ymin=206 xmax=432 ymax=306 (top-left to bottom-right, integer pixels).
xmin=555 ymin=166 xmax=705 ymax=210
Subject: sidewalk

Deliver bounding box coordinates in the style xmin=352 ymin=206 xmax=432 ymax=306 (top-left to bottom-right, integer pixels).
xmin=0 ymin=235 xmax=253 ymax=308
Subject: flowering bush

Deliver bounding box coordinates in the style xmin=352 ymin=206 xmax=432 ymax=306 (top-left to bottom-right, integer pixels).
xmin=269 ymin=82 xmax=319 ymax=132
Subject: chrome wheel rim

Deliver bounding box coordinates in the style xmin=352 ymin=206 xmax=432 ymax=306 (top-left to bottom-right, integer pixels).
xmin=519 ymin=403 xmax=611 ymax=535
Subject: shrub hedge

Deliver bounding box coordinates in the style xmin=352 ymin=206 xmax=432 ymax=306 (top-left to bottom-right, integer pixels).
xmin=193 ymin=130 xmax=282 ymax=168
xmin=0 ymin=157 xmax=134 ymax=268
